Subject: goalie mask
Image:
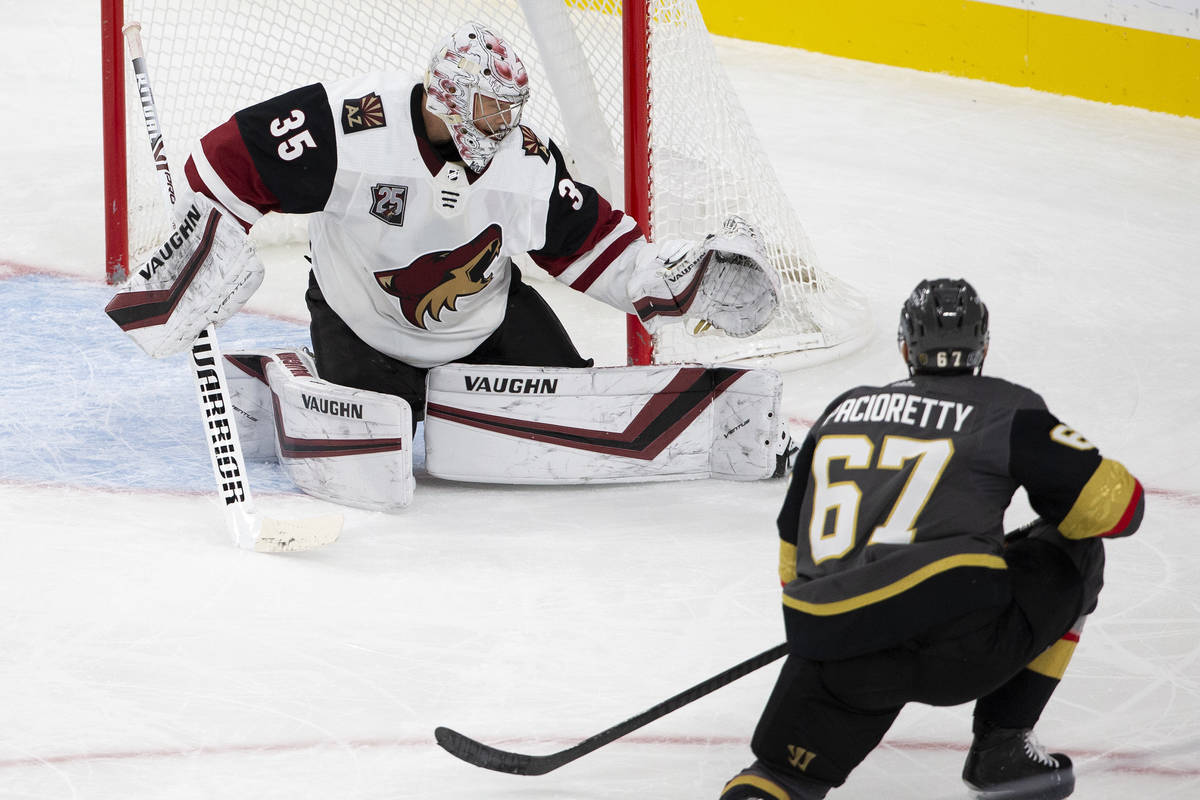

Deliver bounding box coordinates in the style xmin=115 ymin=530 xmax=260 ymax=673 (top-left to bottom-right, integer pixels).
xmin=898 ymin=278 xmax=989 ymax=375
xmin=424 ymin=22 xmax=530 ymax=173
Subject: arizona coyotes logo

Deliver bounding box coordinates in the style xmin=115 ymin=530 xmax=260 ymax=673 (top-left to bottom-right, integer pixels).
xmin=374 ymin=225 xmax=502 ymax=329
xmin=520 ymin=125 xmax=550 ymax=163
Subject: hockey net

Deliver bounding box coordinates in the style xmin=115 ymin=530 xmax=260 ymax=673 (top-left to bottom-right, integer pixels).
xmin=102 ymin=0 xmax=871 ymax=367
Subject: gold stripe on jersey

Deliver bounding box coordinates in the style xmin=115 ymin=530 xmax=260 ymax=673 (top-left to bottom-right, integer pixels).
xmin=1027 ymin=636 xmax=1079 ymax=680
xmin=779 ymin=540 xmax=798 ymax=584
xmin=1059 ymin=458 xmax=1138 ymax=539
xmin=781 ymin=553 xmax=1006 ymax=616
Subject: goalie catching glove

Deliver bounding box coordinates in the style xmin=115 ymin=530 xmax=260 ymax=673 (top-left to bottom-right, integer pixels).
xmin=634 ymin=216 xmax=780 ymax=338
xmin=104 ymin=193 xmax=264 ymax=358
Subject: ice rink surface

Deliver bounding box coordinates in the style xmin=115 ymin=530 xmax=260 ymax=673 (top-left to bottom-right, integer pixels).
xmin=2 ymin=4 xmax=1199 ymax=799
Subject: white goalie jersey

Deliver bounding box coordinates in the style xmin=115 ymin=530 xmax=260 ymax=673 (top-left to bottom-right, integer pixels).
xmin=185 ymin=72 xmax=653 ymax=368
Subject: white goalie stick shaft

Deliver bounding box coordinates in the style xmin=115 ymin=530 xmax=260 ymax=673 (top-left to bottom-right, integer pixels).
xmin=122 ymin=23 xmax=341 ymax=552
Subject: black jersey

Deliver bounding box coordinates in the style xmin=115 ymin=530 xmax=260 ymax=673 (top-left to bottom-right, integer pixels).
xmin=778 ymin=373 xmax=1144 ymax=659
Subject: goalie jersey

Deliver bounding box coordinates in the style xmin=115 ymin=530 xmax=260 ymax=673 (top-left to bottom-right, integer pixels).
xmin=184 ymin=74 xmax=647 ymax=368
xmin=777 ymin=374 xmax=1145 ymax=659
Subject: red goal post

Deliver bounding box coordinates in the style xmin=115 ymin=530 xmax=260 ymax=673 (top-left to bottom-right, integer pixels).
xmin=101 ymin=0 xmax=870 ymax=368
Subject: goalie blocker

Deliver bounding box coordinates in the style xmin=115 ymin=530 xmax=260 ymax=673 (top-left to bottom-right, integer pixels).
xmin=105 ymin=193 xmax=264 ymax=358
xmin=424 ymin=363 xmax=794 ymax=483
xmin=224 ymin=349 xmax=414 ymax=511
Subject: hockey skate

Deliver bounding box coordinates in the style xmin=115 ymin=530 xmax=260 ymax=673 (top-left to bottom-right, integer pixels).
xmin=771 ymin=432 xmax=801 ymax=478
xmin=720 ymin=760 xmax=830 ymax=800
xmin=962 ymin=728 xmax=1075 ymax=800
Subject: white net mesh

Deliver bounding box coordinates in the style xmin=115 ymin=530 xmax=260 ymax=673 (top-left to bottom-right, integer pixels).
xmin=111 ymin=0 xmax=870 ymax=366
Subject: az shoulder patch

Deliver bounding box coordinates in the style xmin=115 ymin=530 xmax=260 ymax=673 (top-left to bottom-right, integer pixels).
xmin=342 ymin=92 xmax=387 ymax=134
xmin=520 ymin=125 xmax=550 ymax=163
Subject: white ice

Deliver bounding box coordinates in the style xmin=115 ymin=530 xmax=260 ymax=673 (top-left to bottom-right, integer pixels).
xmin=1 ymin=4 xmax=1198 ymax=799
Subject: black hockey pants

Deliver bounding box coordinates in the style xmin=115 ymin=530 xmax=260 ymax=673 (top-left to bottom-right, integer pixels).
xmin=749 ymin=521 xmax=1105 ymax=788
xmin=305 ymin=265 xmax=592 ymax=430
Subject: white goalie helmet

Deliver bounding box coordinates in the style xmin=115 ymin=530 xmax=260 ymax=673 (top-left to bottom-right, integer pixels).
xmin=423 ymin=21 xmax=530 ymax=172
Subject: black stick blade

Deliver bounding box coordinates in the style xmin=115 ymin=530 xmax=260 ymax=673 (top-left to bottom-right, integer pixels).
xmin=434 ymin=643 xmax=788 ymax=777
xmin=435 ymin=726 xmax=562 ymax=775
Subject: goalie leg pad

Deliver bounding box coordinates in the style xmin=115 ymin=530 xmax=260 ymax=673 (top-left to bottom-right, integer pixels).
xmin=265 ymin=350 xmax=414 ymax=511
xmin=424 ymin=363 xmax=786 ymax=483
xmin=708 ymin=367 xmax=789 ymax=480
xmin=223 ymin=351 xmax=280 ymax=462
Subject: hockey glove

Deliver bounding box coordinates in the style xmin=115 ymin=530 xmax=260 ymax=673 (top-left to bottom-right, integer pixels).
xmin=634 ymin=216 xmax=780 ymax=338
xmin=105 ymin=192 xmax=264 ymax=358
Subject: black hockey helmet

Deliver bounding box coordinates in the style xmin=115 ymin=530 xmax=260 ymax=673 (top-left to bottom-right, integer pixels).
xmin=898 ymin=278 xmax=989 ymax=375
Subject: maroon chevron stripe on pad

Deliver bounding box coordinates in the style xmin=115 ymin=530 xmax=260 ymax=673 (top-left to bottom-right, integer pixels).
xmin=426 ymin=366 xmax=746 ymax=460
xmin=103 ymin=209 xmax=222 ymax=331
xmin=223 ymin=353 xmax=269 ymax=383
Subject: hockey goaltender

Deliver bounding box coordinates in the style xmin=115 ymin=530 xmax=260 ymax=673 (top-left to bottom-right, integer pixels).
xmin=106 ymin=21 xmax=799 ymax=511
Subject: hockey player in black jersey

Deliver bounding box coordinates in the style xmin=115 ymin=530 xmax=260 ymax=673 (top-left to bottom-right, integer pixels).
xmin=720 ymin=279 xmax=1145 ymax=800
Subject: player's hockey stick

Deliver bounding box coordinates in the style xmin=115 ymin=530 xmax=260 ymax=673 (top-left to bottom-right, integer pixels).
xmin=435 ymin=642 xmax=788 ymax=775
xmin=121 ymin=23 xmax=341 ymax=553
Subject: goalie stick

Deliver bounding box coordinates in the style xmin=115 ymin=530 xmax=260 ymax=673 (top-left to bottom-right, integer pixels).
xmin=122 ymin=23 xmax=341 ymax=553
xmin=435 ymin=642 xmax=787 ymax=775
